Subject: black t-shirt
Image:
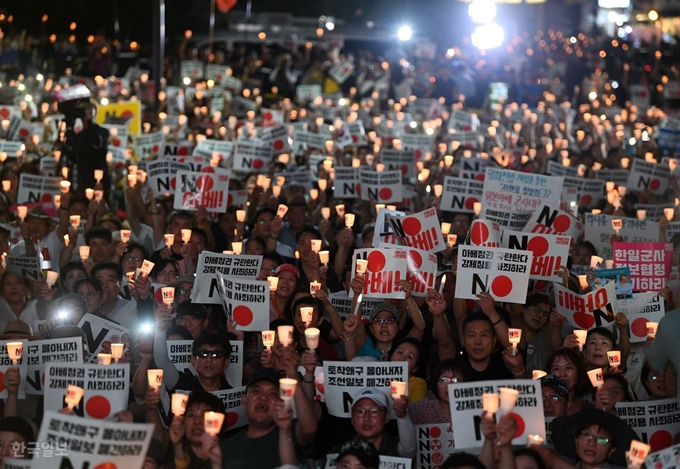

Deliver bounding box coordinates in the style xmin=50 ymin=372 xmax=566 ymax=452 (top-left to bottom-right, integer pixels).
xmin=174 ymin=370 xmax=233 ymax=392
xmin=455 ymin=350 xmax=513 ymax=382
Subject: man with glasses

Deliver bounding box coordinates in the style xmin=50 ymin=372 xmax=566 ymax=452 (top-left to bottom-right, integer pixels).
xmin=332 ymin=387 xmax=416 ymax=458
xmin=175 ymin=302 xmax=208 ymax=340
xmin=451 ymin=213 xmax=472 ymax=237
xmin=258 ymin=251 xmax=284 ymax=281
xmin=540 ymin=374 xmax=569 ymax=417
xmin=248 ymin=207 xmax=294 ymax=258
xmin=518 ymin=294 xmax=562 ymax=374
xmin=90 ymin=262 xmax=138 ymax=330
xmin=168 ymin=274 xmax=195 ymax=305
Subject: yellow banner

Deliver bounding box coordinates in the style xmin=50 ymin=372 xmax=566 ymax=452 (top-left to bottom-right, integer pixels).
xmin=95 ymin=101 xmax=142 ymax=136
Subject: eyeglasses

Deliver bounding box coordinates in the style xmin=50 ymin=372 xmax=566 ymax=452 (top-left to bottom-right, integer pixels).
xmin=195 ymin=350 xmax=227 ymax=359
xmin=531 ymin=305 xmax=551 ymax=317
xmin=157 ymin=271 xmax=179 ymax=280
xmin=79 ymin=291 xmax=98 ymax=300
xmin=372 ymin=318 xmax=396 ymax=326
xmin=260 ymin=267 xmax=277 ymax=274
xmin=578 ymin=431 xmax=610 ymax=446
xmin=257 ymin=219 xmax=272 ymax=225
xmin=124 ymin=256 xmax=141 ymax=262
xmin=177 ymin=288 xmax=192 ymax=296
xmin=439 ymin=377 xmax=458 ymax=384
xmin=352 ymin=408 xmax=385 ymax=418
xmin=542 ymin=394 xmax=563 ymax=402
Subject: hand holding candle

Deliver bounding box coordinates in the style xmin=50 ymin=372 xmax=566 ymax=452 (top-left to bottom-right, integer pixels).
xmin=508 ymin=328 xmax=521 ymax=356
xmin=64 ymin=385 xmax=84 ymax=410
xmin=279 ymin=378 xmax=297 ymax=409
xmin=204 ymin=411 xmax=225 ymax=436
xmin=6 ymin=342 xmax=22 ymax=366
xmin=482 ymin=393 xmax=499 ymax=419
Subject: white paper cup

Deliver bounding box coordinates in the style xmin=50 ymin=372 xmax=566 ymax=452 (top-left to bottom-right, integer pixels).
xmin=587 ymin=368 xmax=604 ymax=387
xmin=279 ymin=378 xmax=297 ymax=404
xmin=300 ymin=307 xmax=314 ymax=325
xmin=318 ymin=250 xmax=330 ymax=265
xmin=305 ymin=328 xmax=320 ymax=350
xmin=447 ymin=234 xmax=458 ymax=247
xmin=65 ymin=385 xmax=84 ymax=408
xmin=311 ymin=239 xmax=322 ymax=253
xmin=391 ymin=380 xmax=407 ymax=399
xmin=94 ymin=169 xmax=104 ymax=182
xmin=236 ymin=210 xmax=246 ymax=223
xmin=125 ymin=271 xmax=136 ymax=284
xmin=2 ymin=180 xmax=10 ymax=192
xmin=181 ymin=229 xmax=192 ymax=243
xmin=482 ymin=393 xmax=499 ymax=415
xmin=637 ymin=210 xmax=647 ymax=220
xmin=172 ymin=393 xmax=189 ymax=416
xmin=321 ymin=207 xmax=331 ymax=220
xmin=646 ymin=322 xmax=658 ymax=338
xmin=120 ymin=229 xmax=131 ymax=243
xmin=345 ymin=213 xmax=355 ymax=228
xmin=441 ymin=222 xmax=451 ymax=235
xmin=98 ymin=353 xmax=112 ymax=365
xmin=590 ymin=256 xmax=603 ymax=269
xmin=60 ymin=180 xmax=71 ymax=193
xmin=164 ymin=234 xmax=175 ymax=246
xmin=607 ymin=351 xmax=621 ymax=367
xmin=629 ymin=440 xmax=651 ymax=460
xmin=79 ymin=246 xmax=90 ymax=260
xmin=278 ymin=325 xmax=294 ymax=347
xmin=70 ymin=215 xmax=81 ymax=227
xmin=574 ymin=330 xmax=588 ymax=351
xmin=277 ymin=204 xmax=289 ymax=218
xmin=605 ymin=260 xmax=614 ymax=269
xmin=578 ymin=275 xmax=589 ymax=289
xmin=147 ymin=369 xmax=164 ymax=390
xmin=231 ymin=242 xmax=242 ymax=255
xmin=262 ymin=330 xmax=276 ymax=348
xmin=161 ymin=287 xmax=175 ymax=305
xmin=140 ymin=259 xmax=155 ymax=275
xmin=85 ymin=188 xmax=94 ymax=201
xmin=532 ymin=370 xmax=547 ymax=380
xmin=356 ymin=259 xmax=368 ymax=276
xmin=204 ymin=411 xmax=225 ymax=436
xmin=499 ymin=387 xmax=520 ymax=411
xmin=508 ymin=328 xmax=522 ymax=344
xmin=6 ymin=342 xmax=22 ymax=362
xmin=267 ymin=276 xmax=279 ymax=292
xmin=309 ymin=281 xmax=321 ymax=295
xmin=335 ymin=204 xmax=345 ymax=217
xmin=110 ymin=343 xmax=124 ymax=359
xmin=16 ymin=206 xmax=27 ymax=220
xmin=45 ymin=271 xmax=59 ymax=287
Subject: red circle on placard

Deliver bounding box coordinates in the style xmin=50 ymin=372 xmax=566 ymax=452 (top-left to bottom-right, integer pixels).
xmin=121 ymin=110 xmax=134 ymax=118
xmin=400 ymin=165 xmax=408 ymax=176
xmin=580 ymin=194 xmax=592 ymax=206
xmin=475 ymin=173 xmax=486 ymax=181
xmin=264 ymin=112 xmax=273 ymax=121
xmin=202 ymin=166 xmax=215 ymax=173
xmin=316 ymin=381 xmax=325 ymax=394
xmin=196 ymin=175 xmax=214 ymax=191
xmin=432 ymin=453 xmax=444 ymax=464
xmin=42 ymin=373 xmax=45 ymax=385
xmin=431 ymin=440 xmax=442 ymax=451
xmin=408 ymin=250 xmax=422 ymax=269
xmin=253 ymin=159 xmax=264 ymax=170
xmin=491 ymin=275 xmax=513 ymax=297
xmin=430 ymin=426 xmax=442 ymax=438
xmin=464 ymin=197 xmax=478 ymax=210
xmin=233 ymin=305 xmax=253 ymax=326
xmin=650 ymin=179 xmax=661 ymax=191
xmin=112 ymin=138 xmax=121 ymax=147
xmin=227 ymin=194 xmax=233 ymax=205
xmin=273 ymin=140 xmax=285 ymax=151
xmin=86 ymin=395 xmax=112 ymax=419
xmin=226 ymin=412 xmax=239 ymax=428
xmin=93 ymin=463 xmax=118 ymax=469
xmin=169 ymin=178 xmax=177 ymax=190
xmin=41 ymin=193 xmax=53 ymax=203
xmin=177 ymin=147 xmax=189 ymax=155
xmin=355 ymin=183 xmax=361 ymax=194
xmin=0 ymin=109 xmax=9 ymax=118
xmin=352 ymin=135 xmax=358 ymax=142
xmin=470 ymin=222 xmax=490 ymax=245
xmin=574 ymin=312 xmax=595 ymax=329
xmin=415 ymin=149 xmax=423 ymax=160
xmin=508 ymin=412 xmax=525 ymax=438
xmin=379 ymin=188 xmax=393 ymax=201
xmin=152 ymin=145 xmax=159 ymax=153
xmin=367 ymin=251 xmax=386 ymax=272
xmin=650 ymin=430 xmax=673 ymax=451
xmin=553 ymin=214 xmax=571 ymax=233
xmin=0 ymin=372 xmax=5 ymax=392
xmin=631 ymin=318 xmax=648 ymax=337
xmin=19 ymin=129 xmax=29 ymax=137
xmin=528 ymin=236 xmax=549 ymax=257
xmin=402 ymin=217 xmax=421 ymax=236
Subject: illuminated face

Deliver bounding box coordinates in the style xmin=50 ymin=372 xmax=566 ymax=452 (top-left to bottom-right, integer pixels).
xmin=253 ymin=212 xmax=273 ymax=238
xmin=463 ymin=320 xmax=495 ymax=362
xmin=94 ymin=268 xmax=120 ymax=304
xmin=168 ymin=216 xmax=193 ymax=237
xmin=541 ymin=386 xmax=567 ymax=417
xmin=177 ymin=314 xmax=206 ymax=339
xmin=583 ymin=333 xmax=614 ymax=368
xmin=391 ymin=342 xmax=419 ymax=375
xmin=121 ymin=248 xmax=144 ymax=274
xmin=275 ymin=271 xmax=297 ymax=299
xmin=191 ymin=345 xmax=228 ymax=380
xmin=436 ymin=370 xmax=463 ymax=403
xmin=575 ymin=424 xmax=615 ymax=467
xmin=523 ymin=303 xmax=550 ymax=332
xmin=183 ymin=402 xmax=212 ymax=444
xmin=154 ymin=263 xmax=179 ymax=285
xmin=550 ymin=355 xmax=578 ymax=392
xmin=242 ymin=381 xmax=280 ymax=426
xmin=645 ymin=369 xmax=667 ymax=399
xmin=88 ymin=237 xmax=112 ymax=263
xmin=351 ymin=398 xmax=389 ymax=441
xmin=369 ymin=311 xmax=398 ymax=344
xmin=77 ymin=282 xmax=105 ymax=314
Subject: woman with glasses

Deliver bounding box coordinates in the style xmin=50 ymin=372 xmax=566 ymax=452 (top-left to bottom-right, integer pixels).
xmin=118 ymin=242 xmax=147 ymax=300
xmin=640 ymin=361 xmax=671 ymax=400
xmin=150 ymin=258 xmax=180 ymax=286
xmin=408 ymin=359 xmax=468 ymax=425
xmin=389 ymin=337 xmax=427 ymax=404
xmin=74 ymin=278 xmax=107 ymax=316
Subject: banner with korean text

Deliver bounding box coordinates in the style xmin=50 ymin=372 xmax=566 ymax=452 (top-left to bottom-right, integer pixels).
xmin=351 ymin=248 xmax=407 ymax=299
xmin=173 ymin=170 xmax=230 ymax=212
xmin=584 ymin=214 xmax=659 ymax=260
xmin=213 ymin=387 xmax=248 ymax=431
xmin=613 ymin=242 xmax=673 ymax=292
xmin=385 ymin=208 xmax=447 ymax=253
xmin=359 ymin=170 xmax=403 ymax=204
xmin=217 ymin=274 xmax=269 ymax=332
xmin=618 ymin=293 xmax=665 ymax=343
xmin=441 ymin=177 xmax=483 ymax=214
xmin=501 ymin=231 xmax=571 ymax=282
xmin=26 ymin=338 xmax=83 ymax=395
xmin=417 ymin=424 xmax=455 ymax=469
xmin=616 ymin=399 xmax=680 ymax=452
xmin=523 ymin=203 xmax=583 ymax=242
xmin=191 ymin=252 xmax=262 ymax=304
xmin=554 ymin=281 xmax=618 ymax=331
xmin=627 ymin=159 xmax=670 ymax=195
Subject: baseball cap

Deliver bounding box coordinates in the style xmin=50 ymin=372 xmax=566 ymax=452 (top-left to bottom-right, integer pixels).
xmin=540 ymin=374 xmax=569 ymax=398
xmin=176 ymin=301 xmax=207 ymax=320
xmin=351 ymin=388 xmax=389 ymax=410
xmin=276 ymin=264 xmax=300 ymax=279
xmin=369 ymin=303 xmax=399 ymax=322
xmin=247 ymin=368 xmax=282 ymax=390
xmin=169 ymin=274 xmax=195 ymax=289
xmin=0 ymin=416 xmax=34 ymax=442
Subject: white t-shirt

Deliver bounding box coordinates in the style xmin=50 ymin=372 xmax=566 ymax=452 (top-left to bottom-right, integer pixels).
xmin=11 ymin=230 xmax=64 ymax=272
xmin=107 ymin=297 xmax=139 ymax=331
xmin=0 ymin=298 xmax=36 ymax=334
xmin=131 ymin=223 xmax=162 ymax=254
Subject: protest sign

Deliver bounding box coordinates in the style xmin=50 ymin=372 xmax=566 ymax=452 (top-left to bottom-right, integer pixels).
xmin=16 ymin=173 xmax=60 ymax=205
xmin=217 ymin=275 xmax=269 ymax=332
xmin=260 ymin=125 xmax=291 ymax=154
xmin=145 ymin=160 xmax=190 ymax=196
xmin=616 ymin=399 xmax=680 ymax=452
xmin=329 ymin=59 xmax=355 ymax=84
xmin=180 ymin=60 xmax=204 ymax=80
xmin=44 ymin=364 xmax=129 ymax=420
xmin=466 ymin=219 xmax=501 ymax=247
xmin=440 ymin=177 xmax=483 ymax=214
xmin=594 ymin=169 xmax=630 ymax=187
xmin=77 ymin=313 xmax=132 ymax=364
xmin=167 ymin=339 xmax=243 ymax=388
xmin=133 ymin=131 xmax=165 ymax=159
xmin=26 ymin=337 xmax=83 ymax=395
xmin=385 ymin=208 xmax=446 ymax=254
xmin=6 ymin=256 xmax=40 ymax=280
xmin=501 ymin=231 xmax=571 ymax=281
xmin=213 ymin=386 xmax=248 ymax=431
xmin=613 ymin=242 xmax=673 ymax=292
xmin=372 ymin=208 xmax=405 ymax=247
xmin=584 ymin=214 xmax=659 ymax=260
xmin=554 ymin=281 xmax=618 ymax=330
xmin=627 ymin=159 xmax=670 ymax=195
xmin=416 ymin=424 xmax=455 ymax=469
xmin=455 ymin=245 xmax=532 ymax=304
xmin=589 ymin=267 xmax=633 ymax=299
xmin=646 ymin=442 xmax=680 ymax=469
xmin=635 ymin=203 xmax=675 ymax=222
xmin=193 ymin=139 xmax=234 ymax=162
xmin=95 ymin=100 xmax=142 ymax=135
xmin=205 ymin=64 xmax=231 ymax=85
xmin=328 ymin=292 xmax=383 ymax=321
xmin=260 ymin=108 xmax=285 ymax=128
xmin=522 ymin=203 xmax=583 ymax=241
xmin=296 ymin=84 xmax=322 ymax=102
xmin=0 ymin=141 xmax=23 ymax=157
xmin=401 ymin=134 xmax=434 ymax=160
xmin=173 ymin=170 xmax=230 ymax=212
xmin=232 ymin=140 xmax=273 ymax=173
xmin=323 ymin=361 xmax=408 ymax=418
xmin=619 ymin=293 xmax=665 ymax=343
xmin=191 ymin=252 xmax=262 ymax=304
xmin=0 ymin=340 xmax=28 ymax=399
xmin=351 ymin=248 xmax=408 ymax=299
xmin=562 ymin=176 xmax=604 ymax=208
xmin=380 ymin=149 xmax=416 ymax=180
xmin=447 ymin=380 xmax=545 ymax=449
xmin=547 ymin=161 xmax=578 ymax=177
xmin=359 ymin=170 xmax=403 ymax=203
xmin=31 ymin=410 xmax=153 ymax=469
xmin=448 ymin=110 xmax=478 ymax=132
xmin=334 ymin=167 xmax=359 ymax=199
xmin=378 ymin=244 xmax=438 ymax=297
xmin=273 ymin=170 xmax=312 ymax=194
xmin=228 ymin=188 xmax=248 ymax=209
xmin=326 ymin=454 xmax=412 ymax=469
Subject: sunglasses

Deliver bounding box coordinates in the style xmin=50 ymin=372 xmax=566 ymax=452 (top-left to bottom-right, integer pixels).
xmin=195 ymin=350 xmax=226 ymax=359
xmin=372 ymin=318 xmax=396 ymax=325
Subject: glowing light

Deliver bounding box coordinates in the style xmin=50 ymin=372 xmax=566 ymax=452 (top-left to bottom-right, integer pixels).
xmin=471 ymin=23 xmax=504 ymax=50
xmin=397 ymin=25 xmax=412 ymax=42
xmin=468 ymin=0 xmax=497 ymax=24
xmin=101 ymin=98 xmax=109 ymax=105
xmin=648 ymin=10 xmax=659 ymax=21
xmin=183 ymin=77 xmax=191 ymax=85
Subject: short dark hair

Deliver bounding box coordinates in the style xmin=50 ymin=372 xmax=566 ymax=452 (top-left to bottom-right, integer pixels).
xmin=601 ymin=373 xmax=632 ymax=401
xmin=73 ymin=277 xmax=104 ymax=295
xmin=514 ymin=448 xmax=546 ymax=469
xmin=431 ymin=359 xmax=470 ymax=399
xmin=546 ymin=348 xmax=592 ymax=397
xmin=167 ymin=210 xmax=197 ymax=229
xmin=336 ymin=437 xmax=380 ymax=469
xmin=295 ymin=225 xmax=322 ymax=243
xmin=524 ymin=293 xmax=551 ymax=308
xmin=166 ymin=325 xmax=194 ymax=340
xmin=91 ymin=262 xmax=123 ymax=281
xmin=254 ymin=206 xmax=276 ymax=221
xmin=191 ymin=228 xmax=209 ymax=246
xmin=186 ymin=389 xmax=225 ymax=415
xmin=85 ymin=227 xmax=112 ymax=244
xmin=150 ymin=258 xmax=180 ymax=280
xmin=192 ymin=332 xmax=231 ymax=357
xmin=262 ymin=250 xmax=284 ymax=266
xmin=246 ymin=236 xmax=267 ymax=252
xmin=462 ymin=311 xmax=494 ymax=334
xmin=61 ymin=262 xmax=87 ymax=287
xmin=586 ymin=327 xmax=617 ymax=347
xmin=575 ymin=421 xmax=615 ymax=448
xmin=441 ymin=452 xmax=486 ymax=469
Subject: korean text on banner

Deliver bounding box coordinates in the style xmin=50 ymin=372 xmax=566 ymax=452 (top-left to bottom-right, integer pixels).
xmin=616 ymin=399 xmax=680 ymax=452
xmin=77 ymin=313 xmax=132 ymax=364
xmin=350 ymin=248 xmax=407 ymax=299
xmin=613 ymin=242 xmax=672 ymax=292
xmin=16 ymin=174 xmax=61 ymax=205
xmin=191 ymin=252 xmax=262 ymax=304
xmin=26 ymin=337 xmax=84 ymax=395
xmin=584 ymin=214 xmax=659 ymax=260
xmin=385 ymin=208 xmax=447 ymax=254
xmin=646 ymin=442 xmax=680 ymax=469
xmin=501 ymin=231 xmax=571 ymax=282
xmin=359 ymin=170 xmax=403 ymax=204
xmin=212 ymin=387 xmax=248 ymax=431
xmin=627 ymin=159 xmax=670 ymax=195
xmin=619 ymin=293 xmax=665 ymax=343
xmin=173 ymin=170 xmax=230 ymax=212
xmin=455 ymin=246 xmax=532 ymax=304
xmin=6 ymin=256 xmax=40 ymax=281
xmin=554 ymin=281 xmax=618 ymax=331
xmin=323 ymin=361 xmax=408 ymax=418
xmin=168 ymin=339 xmax=243 ymax=389
xmin=447 ymin=380 xmax=545 ymax=449
xmin=216 ymin=274 xmax=269 ymax=332
xmin=441 ymin=177 xmax=483 ymax=214
xmin=378 ymin=244 xmax=437 ymax=298
xmin=416 ymin=424 xmax=455 ymax=469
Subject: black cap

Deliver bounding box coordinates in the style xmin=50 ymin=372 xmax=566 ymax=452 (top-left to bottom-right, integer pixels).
xmin=247 ymin=368 xmax=282 ymax=389
xmin=0 ymin=417 xmax=34 ymax=443
xmin=540 ymin=374 xmax=569 ymax=398
xmin=176 ymin=301 xmax=207 ymax=320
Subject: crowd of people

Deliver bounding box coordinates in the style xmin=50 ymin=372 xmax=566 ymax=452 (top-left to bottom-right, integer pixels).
xmin=0 ymin=15 xmax=679 ymax=469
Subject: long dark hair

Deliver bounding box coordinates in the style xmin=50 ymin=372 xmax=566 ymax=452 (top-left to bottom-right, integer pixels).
xmin=546 ymin=348 xmax=592 ymax=398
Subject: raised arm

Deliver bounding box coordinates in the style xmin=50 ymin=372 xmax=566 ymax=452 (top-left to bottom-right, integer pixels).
xmin=426 ymin=289 xmax=456 ymax=360
xmin=477 ymin=292 xmax=510 ymax=348
xmin=152 ymin=304 xmax=180 ymax=389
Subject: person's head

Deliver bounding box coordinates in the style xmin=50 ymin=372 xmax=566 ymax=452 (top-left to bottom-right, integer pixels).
xmin=167 ymin=211 xmax=197 ymax=237
xmin=259 ymin=251 xmax=283 ymax=281
xmin=441 ymin=452 xmax=486 ymax=469
xmin=641 ymin=361 xmax=667 ymax=399
xmin=286 ymin=196 xmax=308 ymax=230
xmin=451 ymin=213 xmax=473 ymax=237
xmin=296 ymin=225 xmax=323 ymax=262
xmin=431 ymin=359 xmax=468 ymax=402
xmin=166 ymin=325 xmax=194 ymax=341
xmin=275 ymin=264 xmax=299 ymax=300
xmin=0 ymin=417 xmax=33 ymax=464
xmin=245 ymin=236 xmax=266 ymax=256
xmin=143 ymin=438 xmax=165 ymax=469
xmin=242 ymin=368 xmax=282 ymax=428
xmin=350 ymin=388 xmax=390 ymax=442
xmin=462 ymin=312 xmax=496 ymax=363
xmin=389 ymin=337 xmax=425 ymax=377
xmin=90 ymin=262 xmax=123 ymax=305
xmin=176 ymin=301 xmax=209 ymax=339
xmin=619 ymin=274 xmax=629 ymax=284
xmin=74 ymin=277 xmax=106 ymax=314
xmin=335 ymin=437 xmax=380 ymax=469
xmin=522 ymin=294 xmax=551 ymax=333
xmin=0 ymin=272 xmax=30 ymax=304
xmin=183 ymin=390 xmax=226 ymax=444
xmin=50 ymin=293 xmax=88 ymax=326
xmin=150 ymin=258 xmax=180 ymax=285
xmin=61 ymin=262 xmax=88 ymax=293
xmin=600 ymin=373 xmax=631 ymax=403
xmin=218 ymin=207 xmax=237 ymax=235
xmin=361 ymin=224 xmax=375 ymax=249
xmin=85 ymin=227 xmax=113 ymax=264
xmin=191 ymin=332 xmax=231 ymax=379
xmin=189 ymin=229 xmax=208 ymax=263
xmin=288 ymin=296 xmax=325 ymax=333
xmin=24 ymin=206 xmax=54 ymax=241
xmin=514 ymin=448 xmax=546 ymax=469
xmin=120 ymin=242 xmax=147 ymax=274
xmin=368 ymin=303 xmax=400 ymax=345
xmin=547 ymin=348 xmax=591 ymax=397
xmin=571 ymin=241 xmax=597 ymax=266
xmin=574 ymin=422 xmax=616 ymax=467
xmin=169 ymin=275 xmax=195 ymax=305
xmin=540 ymin=375 xmax=569 ymax=417
xmin=584 ymin=327 xmax=616 ymax=369
xmin=68 ymin=195 xmax=89 ymax=219
xmin=252 ymin=207 xmax=276 ymax=239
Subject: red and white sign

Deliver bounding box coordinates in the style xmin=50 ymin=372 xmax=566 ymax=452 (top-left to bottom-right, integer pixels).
xmin=385 ymin=208 xmax=447 ymax=253
xmin=205 ymin=64 xmax=230 ymax=85
xmin=619 ymin=293 xmax=665 ymax=343
xmin=261 ymin=125 xmax=291 ymax=153
xmin=228 ymin=189 xmax=248 ymax=209
xmin=562 ymin=176 xmax=605 ymax=208
xmin=455 ymin=245 xmax=532 ymax=304
xmin=447 ymin=110 xmax=477 ymax=132
xmin=467 ymin=219 xmax=501 ymax=247
xmin=260 ymin=108 xmax=284 ymax=128
xmin=417 ymin=424 xmax=455 ymax=469
xmin=359 ymin=169 xmax=403 ymax=204
xmin=213 ymin=387 xmax=248 ymax=431
xmin=145 ymin=160 xmax=190 ymax=197
xmin=554 ymin=281 xmax=618 ymax=331
xmin=173 ymin=170 xmax=230 ymax=212
xmin=193 ymin=139 xmax=234 ymax=162
xmin=629 ymin=84 xmax=651 ymax=109
xmin=329 ymin=59 xmax=355 ymax=84
xmin=441 ymin=177 xmax=483 ymax=214
xmin=180 ymin=60 xmax=204 ymax=79
xmin=627 ymin=159 xmax=670 ymax=196
xmin=17 ymin=173 xmax=61 ymax=205
xmin=523 ymin=203 xmax=583 ymax=242
xmin=584 ymin=213 xmax=660 ymax=260
xmin=77 ymin=313 xmax=132 ymax=364
xmin=133 ymin=131 xmax=165 ymax=160
xmin=217 ymin=274 xmax=270 ymax=332
xmin=379 ymin=244 xmax=438 ymax=298
xmin=334 ymin=167 xmax=359 ymax=199
xmin=26 ymin=338 xmax=84 ymax=395
xmin=372 ymin=208 xmax=406 ymax=247
xmin=501 ymin=231 xmax=571 ymax=281
xmin=233 ymin=141 xmax=273 ymax=173
xmin=613 ymin=242 xmax=673 ymax=292
xmin=617 ymin=399 xmax=680 ymax=453
xmin=351 ymin=248 xmax=408 ymax=299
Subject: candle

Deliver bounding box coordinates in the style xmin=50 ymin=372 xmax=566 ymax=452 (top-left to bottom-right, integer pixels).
xmin=344 ymin=213 xmax=355 ymax=228
xmin=587 ymin=368 xmax=604 ymax=387
xmin=439 ymin=275 xmax=447 ymax=294
xmin=482 ymin=393 xmax=499 ymax=418
xmin=16 ymin=206 xmax=27 ymax=221
xmin=532 ymin=370 xmax=547 ymax=380
xmin=353 ymin=293 xmax=363 ymax=317
xmin=204 ymin=411 xmax=225 ymax=436
xmin=69 ymin=215 xmax=81 ymax=228
xmin=79 ymin=246 xmax=90 ymax=261
xmin=60 ymin=180 xmax=71 ymax=193
xmin=574 ymin=330 xmax=588 ymax=351
xmin=637 ymin=210 xmax=646 ymax=220
xmin=305 ymin=328 xmax=320 ymax=351
xmin=236 ymin=210 xmax=246 ymax=223
xmin=499 ymin=387 xmax=520 ymax=411
xmin=64 ymin=385 xmax=84 ymax=409
xmin=6 ymin=342 xmax=22 ymax=366
xmin=390 ymin=380 xmax=407 ymax=399
xmin=231 ymin=242 xmax=242 ymax=255
xmin=607 ymin=350 xmax=621 ymax=367
xmin=94 ymin=169 xmax=104 ymax=183
xmin=473 ymin=202 xmax=482 ymax=216
xmin=164 ymin=234 xmax=175 ymax=247
xmin=311 ymin=239 xmax=322 ymax=254
xmin=261 ymin=330 xmax=275 ymax=350
xmin=45 ymin=271 xmax=59 ymax=287
xmin=309 ymin=281 xmax=322 ymax=295
xmin=120 ymin=229 xmax=131 ymax=243
xmin=181 ymin=229 xmax=192 ymax=243
xmin=508 ymin=328 xmax=522 ymax=356
xmin=161 ymin=287 xmax=174 ymax=305
xmin=356 ymin=259 xmax=368 ymax=277
xmin=279 ymin=378 xmax=297 ymax=409
xmin=267 ymin=276 xmax=279 ymax=292
xmin=277 ymin=204 xmax=288 ymax=219
xmin=447 ymin=234 xmax=457 ymax=247
xmin=171 ymin=393 xmax=189 ymax=416
xmin=110 ymin=343 xmax=124 ymax=361
xmin=277 ymin=326 xmax=294 ymax=347
xmin=147 ymin=369 xmax=164 ymax=391
xmin=300 ymin=307 xmax=314 ymax=327
xmin=646 ymin=321 xmax=658 ymax=338
xmin=321 ymin=207 xmax=331 ymax=220
xmin=528 ymin=434 xmax=545 ymax=446
xmin=85 ymin=188 xmax=94 ymax=200
xmin=441 ymin=222 xmax=451 ymax=235
xmin=98 ymin=353 xmax=112 ymax=365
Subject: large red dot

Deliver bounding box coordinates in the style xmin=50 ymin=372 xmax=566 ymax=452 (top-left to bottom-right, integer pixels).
xmin=366 ymin=251 xmax=386 ymax=272
xmin=152 ymin=145 xmax=159 ymax=153
xmin=573 ymin=312 xmax=595 ymax=329
xmin=86 ymin=395 xmax=112 ymax=419
xmin=508 ymin=412 xmax=525 ymax=438
xmin=400 ymin=165 xmax=408 ymax=176
xmin=196 ymin=175 xmax=214 ymax=191
xmin=355 ymin=183 xmax=361 ymax=194
xmin=273 ymin=140 xmax=285 ymax=150
xmin=41 ymin=193 xmax=53 ymax=203
xmin=650 ymin=430 xmax=673 ymax=451
xmin=527 ymin=236 xmax=549 ymax=257
xmin=402 ymin=217 xmax=421 ymax=236
xmin=225 ymin=412 xmax=239 ymax=428
xmin=464 ymin=197 xmax=478 ymax=210
xmin=650 ymin=179 xmax=661 ymax=191
xmin=93 ymin=463 xmax=118 ymax=469
xmin=580 ymin=194 xmax=592 ymax=206
xmin=0 ymin=109 xmax=9 ymax=118
xmin=552 ymin=214 xmax=571 ymax=233
xmin=177 ymin=147 xmax=189 ymax=155
xmin=379 ymin=188 xmax=392 ymax=201
xmin=475 ymin=173 xmax=485 ymax=181
xmin=631 ymin=318 xmax=648 ymax=338
xmin=252 ymin=159 xmax=264 ymax=170
xmin=0 ymin=372 xmax=5 ymax=392
xmin=233 ymin=306 xmax=253 ymax=326
xmin=316 ymin=381 xmax=325 ymax=394
xmin=430 ymin=426 xmax=442 ymax=438
xmin=19 ymin=129 xmax=29 ymax=137
xmin=491 ymin=275 xmax=513 ymax=297
xmin=170 ymin=178 xmax=177 ymax=190
xmin=408 ymin=250 xmax=422 ymax=269
xmin=470 ymin=222 xmax=490 ymax=245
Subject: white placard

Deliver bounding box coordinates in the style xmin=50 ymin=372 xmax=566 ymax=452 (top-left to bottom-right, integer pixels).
xmin=191 ymin=252 xmax=262 ymax=304
xmin=359 ymin=170 xmax=403 ymax=203
xmin=501 ymin=231 xmax=571 ymax=281
xmin=554 ymin=281 xmax=618 ymax=331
